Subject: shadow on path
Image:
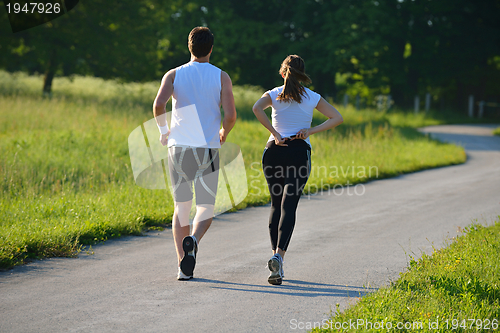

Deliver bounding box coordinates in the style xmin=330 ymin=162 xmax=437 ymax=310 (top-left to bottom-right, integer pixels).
xmin=191 ymin=278 xmax=376 ymax=298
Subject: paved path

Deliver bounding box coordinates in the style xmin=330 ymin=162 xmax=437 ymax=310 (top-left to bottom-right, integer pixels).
xmin=1 ymin=124 xmax=499 ymax=333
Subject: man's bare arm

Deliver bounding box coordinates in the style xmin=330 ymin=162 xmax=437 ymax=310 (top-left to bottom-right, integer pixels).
xmin=219 ymin=71 xmax=237 ymax=144
xmin=153 ymin=69 xmax=175 ymax=127
xmin=153 ymin=69 xmax=175 ymax=146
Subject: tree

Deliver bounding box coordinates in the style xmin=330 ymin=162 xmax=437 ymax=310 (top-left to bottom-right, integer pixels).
xmin=0 ymin=0 xmax=162 ymax=94
xmin=1 ymin=0 xmax=499 ymax=108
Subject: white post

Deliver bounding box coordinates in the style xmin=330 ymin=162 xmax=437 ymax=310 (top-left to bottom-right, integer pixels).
xmin=468 ymin=95 xmax=474 ymax=118
xmin=378 ymin=95 xmax=384 ymax=111
xmin=387 ymin=95 xmax=392 ymax=110
xmin=343 ymin=94 xmax=348 ymax=108
xmin=478 ymin=101 xmax=485 ymax=118
xmin=414 ymin=96 xmax=420 ymax=114
xmin=425 ymin=93 xmax=431 ymax=112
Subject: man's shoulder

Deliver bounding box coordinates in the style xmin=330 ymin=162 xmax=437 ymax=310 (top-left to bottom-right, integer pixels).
xmin=174 ymin=62 xmax=191 ymax=71
xmin=176 ymin=61 xmax=222 ymax=74
xmin=171 ymin=61 xmax=195 ymax=73
xmin=207 ymin=62 xmax=223 ymax=75
xmin=204 ymin=61 xmax=222 ymax=71
xmin=160 ymin=68 xmax=176 ymax=84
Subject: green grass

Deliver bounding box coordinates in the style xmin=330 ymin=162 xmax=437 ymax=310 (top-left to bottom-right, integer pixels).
xmin=311 ymin=218 xmax=500 ymax=333
xmin=0 ymin=71 xmax=467 ymax=268
xmin=493 ymin=127 xmax=500 ymax=136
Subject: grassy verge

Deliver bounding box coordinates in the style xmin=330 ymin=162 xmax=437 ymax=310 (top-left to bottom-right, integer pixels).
xmin=312 ymin=218 xmax=500 ymax=333
xmin=493 ymin=127 xmax=500 ymax=136
xmin=0 ymin=72 xmax=466 ymax=268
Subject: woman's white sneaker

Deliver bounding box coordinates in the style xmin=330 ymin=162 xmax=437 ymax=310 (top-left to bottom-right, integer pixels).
xmin=267 ymin=253 xmax=283 ymax=285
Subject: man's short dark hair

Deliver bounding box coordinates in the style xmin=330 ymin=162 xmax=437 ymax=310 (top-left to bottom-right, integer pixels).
xmin=188 ymin=27 xmax=214 ymax=58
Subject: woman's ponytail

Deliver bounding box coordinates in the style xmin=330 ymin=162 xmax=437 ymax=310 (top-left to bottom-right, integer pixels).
xmin=277 ymin=55 xmax=312 ymax=103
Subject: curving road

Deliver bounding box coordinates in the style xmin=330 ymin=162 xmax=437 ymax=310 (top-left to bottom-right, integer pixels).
xmin=1 ymin=124 xmax=499 ymax=333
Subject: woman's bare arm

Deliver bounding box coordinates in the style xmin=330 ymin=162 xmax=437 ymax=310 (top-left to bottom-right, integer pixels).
xmin=296 ymin=97 xmax=343 ymax=139
xmin=252 ymin=93 xmax=287 ymax=146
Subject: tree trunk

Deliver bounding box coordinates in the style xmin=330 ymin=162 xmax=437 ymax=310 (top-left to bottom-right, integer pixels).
xmin=43 ymin=50 xmax=57 ymax=95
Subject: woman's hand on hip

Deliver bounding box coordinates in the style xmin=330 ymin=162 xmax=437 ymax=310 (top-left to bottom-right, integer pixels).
xmin=296 ymin=128 xmax=310 ymax=140
xmin=274 ymin=133 xmax=288 ymax=146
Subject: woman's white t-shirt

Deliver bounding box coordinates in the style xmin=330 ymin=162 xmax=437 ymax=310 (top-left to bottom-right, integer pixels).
xmin=266 ymin=86 xmax=321 ymax=147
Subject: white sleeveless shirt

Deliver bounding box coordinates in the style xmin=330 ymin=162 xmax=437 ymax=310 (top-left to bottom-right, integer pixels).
xmin=168 ymin=61 xmax=222 ymax=148
xmin=266 ymin=86 xmax=321 ymax=147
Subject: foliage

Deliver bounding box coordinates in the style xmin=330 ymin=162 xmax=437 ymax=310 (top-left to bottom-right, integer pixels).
xmin=1 ymin=0 xmax=499 ymax=109
xmin=0 ymin=0 xmax=163 ymax=92
xmin=311 ymin=219 xmax=500 ymax=333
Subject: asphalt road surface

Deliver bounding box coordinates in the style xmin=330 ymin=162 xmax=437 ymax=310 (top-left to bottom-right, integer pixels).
xmin=1 ymin=124 xmax=499 ymax=333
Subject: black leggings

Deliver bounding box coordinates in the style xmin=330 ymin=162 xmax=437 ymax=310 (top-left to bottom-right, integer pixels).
xmin=262 ymin=139 xmax=311 ymax=252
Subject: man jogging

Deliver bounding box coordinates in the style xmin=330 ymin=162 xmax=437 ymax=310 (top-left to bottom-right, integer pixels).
xmin=153 ymin=27 xmax=237 ymax=280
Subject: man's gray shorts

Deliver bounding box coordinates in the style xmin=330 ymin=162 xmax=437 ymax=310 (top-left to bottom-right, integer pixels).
xmin=167 ymin=146 xmax=219 ymax=205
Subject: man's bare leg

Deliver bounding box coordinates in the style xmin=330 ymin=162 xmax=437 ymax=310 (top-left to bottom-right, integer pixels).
xmin=172 ymin=200 xmax=192 ymax=266
xmin=191 ymin=204 xmax=215 ymax=243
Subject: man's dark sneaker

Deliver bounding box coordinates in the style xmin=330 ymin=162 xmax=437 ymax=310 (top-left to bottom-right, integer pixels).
xmin=180 ymin=235 xmax=197 ymax=277
xmin=177 ymin=267 xmax=193 ymax=280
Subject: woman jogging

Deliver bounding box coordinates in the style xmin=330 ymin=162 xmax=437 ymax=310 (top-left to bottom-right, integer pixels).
xmin=252 ymin=55 xmax=343 ymax=285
